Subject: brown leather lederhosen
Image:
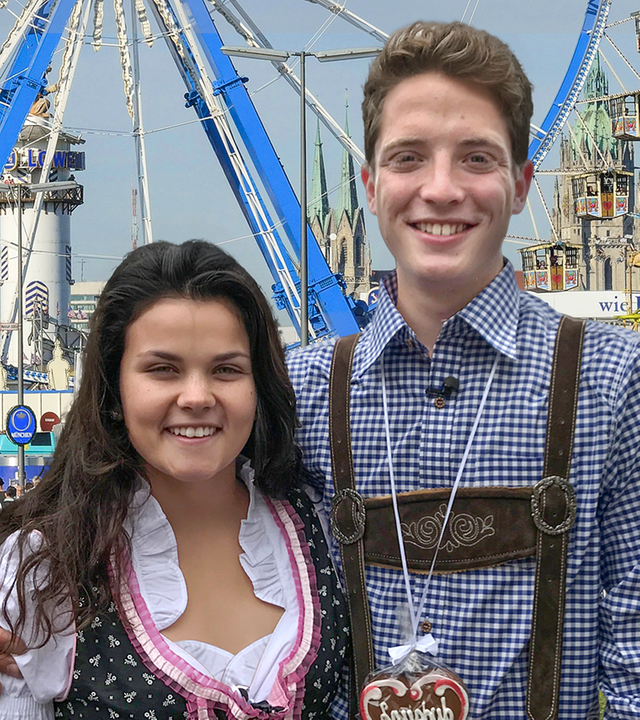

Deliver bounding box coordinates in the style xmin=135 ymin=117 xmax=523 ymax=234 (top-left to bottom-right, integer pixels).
xmin=329 ymin=315 xmax=586 ymax=720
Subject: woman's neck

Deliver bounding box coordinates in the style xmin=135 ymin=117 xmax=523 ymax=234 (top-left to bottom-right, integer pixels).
xmin=147 ymin=464 xmax=250 ymax=532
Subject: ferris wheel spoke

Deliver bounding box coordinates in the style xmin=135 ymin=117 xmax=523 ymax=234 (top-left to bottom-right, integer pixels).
xmin=598 ymin=48 xmax=627 ymax=93
xmin=93 ymin=0 xmax=104 ymax=49
xmin=604 ymin=31 xmax=640 ymax=82
xmin=533 ymin=176 xmax=560 ymax=243
xmin=573 ymin=105 xmax=612 ymax=167
xmin=526 ymin=197 xmax=541 ymax=243
xmin=210 ymin=0 xmax=365 ymax=164
xmin=301 ymin=0 xmax=388 ymax=43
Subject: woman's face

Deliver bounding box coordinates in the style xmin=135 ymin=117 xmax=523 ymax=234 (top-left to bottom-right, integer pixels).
xmin=119 ymin=296 xmax=257 ymax=491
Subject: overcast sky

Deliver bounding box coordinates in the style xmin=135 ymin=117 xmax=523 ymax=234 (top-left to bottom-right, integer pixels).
xmin=1 ymin=0 xmax=640 ymax=307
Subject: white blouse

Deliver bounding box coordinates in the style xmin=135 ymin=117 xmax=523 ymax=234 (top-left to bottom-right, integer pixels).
xmin=0 ymin=465 xmax=298 ymax=720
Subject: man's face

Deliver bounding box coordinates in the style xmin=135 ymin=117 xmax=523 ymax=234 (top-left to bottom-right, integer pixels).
xmin=362 ymin=72 xmax=533 ymax=301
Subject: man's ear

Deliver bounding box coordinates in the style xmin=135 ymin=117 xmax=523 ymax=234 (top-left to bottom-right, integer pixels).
xmin=361 ymin=163 xmax=377 ymax=216
xmin=512 ymin=160 xmax=534 ymax=215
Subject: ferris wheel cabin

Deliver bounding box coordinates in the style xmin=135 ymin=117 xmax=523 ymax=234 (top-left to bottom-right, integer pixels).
xmin=519 ymin=242 xmax=581 ymax=292
xmin=572 ymin=170 xmax=632 ymax=219
xmin=609 ymin=94 xmax=640 ymax=140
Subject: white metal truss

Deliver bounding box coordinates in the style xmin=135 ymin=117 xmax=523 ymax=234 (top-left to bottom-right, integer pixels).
xmin=210 ymin=0 xmax=365 ymax=165
xmin=0 ymin=0 xmax=91 ymax=359
xmin=130 ymin=0 xmax=153 ymax=243
xmin=302 ymin=0 xmax=388 ymax=43
xmin=150 ymin=0 xmax=314 ymax=337
xmin=0 ymin=0 xmax=47 ymax=70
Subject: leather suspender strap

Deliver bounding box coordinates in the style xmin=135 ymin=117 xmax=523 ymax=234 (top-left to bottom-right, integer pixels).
xmin=328 ymin=332 xmax=372 ymax=717
xmin=527 ymin=315 xmax=585 ymax=720
xmin=328 ymin=317 xmax=586 ymax=720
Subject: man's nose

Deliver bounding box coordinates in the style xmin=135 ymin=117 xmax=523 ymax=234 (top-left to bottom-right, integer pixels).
xmin=418 ymin=156 xmax=465 ymax=205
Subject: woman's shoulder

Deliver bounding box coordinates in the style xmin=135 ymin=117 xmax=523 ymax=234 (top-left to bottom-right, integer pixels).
xmin=0 ymin=529 xmax=44 ymax=571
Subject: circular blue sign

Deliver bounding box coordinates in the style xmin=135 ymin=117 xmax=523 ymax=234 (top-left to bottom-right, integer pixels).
xmin=6 ymin=405 xmax=37 ymax=446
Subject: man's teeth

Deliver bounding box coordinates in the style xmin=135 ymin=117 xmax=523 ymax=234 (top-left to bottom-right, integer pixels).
xmin=414 ymin=222 xmax=468 ymax=235
xmin=168 ymin=427 xmax=217 ymax=438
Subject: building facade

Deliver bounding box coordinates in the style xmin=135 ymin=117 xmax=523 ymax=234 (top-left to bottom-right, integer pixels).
xmin=548 ymin=56 xmax=640 ymax=293
xmin=307 ymin=109 xmax=371 ymax=300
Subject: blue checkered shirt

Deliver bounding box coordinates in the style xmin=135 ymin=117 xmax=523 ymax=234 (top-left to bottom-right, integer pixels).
xmin=287 ymin=262 xmax=640 ymax=720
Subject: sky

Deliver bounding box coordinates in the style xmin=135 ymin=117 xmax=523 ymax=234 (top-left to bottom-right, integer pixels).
xmin=1 ymin=0 xmax=640 ymax=311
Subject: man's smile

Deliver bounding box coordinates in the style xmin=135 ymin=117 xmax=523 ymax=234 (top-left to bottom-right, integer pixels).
xmin=410 ymin=221 xmax=474 ymax=236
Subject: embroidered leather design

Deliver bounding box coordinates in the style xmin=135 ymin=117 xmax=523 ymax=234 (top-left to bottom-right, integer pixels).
xmin=401 ymin=504 xmax=495 ymax=553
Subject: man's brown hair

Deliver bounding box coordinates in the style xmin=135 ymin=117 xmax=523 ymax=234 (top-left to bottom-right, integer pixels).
xmin=362 ymin=21 xmax=533 ymax=167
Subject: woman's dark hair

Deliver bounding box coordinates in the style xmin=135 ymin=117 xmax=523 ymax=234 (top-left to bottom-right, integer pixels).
xmin=0 ymin=240 xmax=299 ymax=643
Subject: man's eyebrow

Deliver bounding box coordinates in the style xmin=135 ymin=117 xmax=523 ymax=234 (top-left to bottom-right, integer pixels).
xmin=459 ymin=136 xmax=508 ymax=152
xmin=379 ymin=137 xmax=425 ymax=153
xmin=379 ymin=135 xmax=508 ymax=153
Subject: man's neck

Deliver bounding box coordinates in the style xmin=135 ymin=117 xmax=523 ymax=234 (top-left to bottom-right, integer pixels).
xmin=394 ymin=268 xmax=501 ymax=351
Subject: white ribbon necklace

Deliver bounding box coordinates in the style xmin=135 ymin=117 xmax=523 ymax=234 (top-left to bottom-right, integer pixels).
xmin=380 ymin=347 xmax=500 ymax=663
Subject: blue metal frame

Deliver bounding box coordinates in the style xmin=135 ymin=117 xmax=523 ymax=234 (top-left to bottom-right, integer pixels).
xmin=528 ymin=0 xmax=612 ymax=167
xmin=0 ymin=0 xmax=78 ymax=170
xmin=0 ymin=0 xmax=614 ymax=341
xmin=0 ymin=0 xmax=360 ymax=341
xmin=172 ymin=0 xmax=359 ymax=336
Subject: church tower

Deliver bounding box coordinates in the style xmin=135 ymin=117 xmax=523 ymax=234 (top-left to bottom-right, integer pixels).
xmin=308 ymin=101 xmax=371 ymax=299
xmin=551 ymin=55 xmax=638 ymax=291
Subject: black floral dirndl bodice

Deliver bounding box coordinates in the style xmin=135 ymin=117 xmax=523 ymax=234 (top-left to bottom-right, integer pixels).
xmin=53 ymin=487 xmax=349 ymax=720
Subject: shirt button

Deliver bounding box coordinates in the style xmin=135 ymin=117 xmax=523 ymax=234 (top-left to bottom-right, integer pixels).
xmin=434 ymin=396 xmax=446 ymax=409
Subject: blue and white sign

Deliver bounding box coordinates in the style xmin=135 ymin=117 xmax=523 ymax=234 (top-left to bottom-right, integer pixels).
xmin=6 ymin=405 xmax=37 ymax=446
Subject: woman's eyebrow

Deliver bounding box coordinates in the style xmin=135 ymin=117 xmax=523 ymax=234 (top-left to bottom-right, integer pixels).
xmin=138 ymin=350 xmax=250 ymax=361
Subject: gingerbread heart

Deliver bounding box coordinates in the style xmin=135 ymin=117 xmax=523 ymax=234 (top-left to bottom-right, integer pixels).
xmin=360 ymin=667 xmax=469 ymax=720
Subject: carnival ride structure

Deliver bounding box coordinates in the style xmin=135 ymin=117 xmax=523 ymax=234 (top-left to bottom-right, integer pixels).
xmin=0 ymin=0 xmax=636 ymax=386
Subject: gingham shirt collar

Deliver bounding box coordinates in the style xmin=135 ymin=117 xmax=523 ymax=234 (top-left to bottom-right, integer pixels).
xmin=359 ymin=261 xmax=520 ymax=379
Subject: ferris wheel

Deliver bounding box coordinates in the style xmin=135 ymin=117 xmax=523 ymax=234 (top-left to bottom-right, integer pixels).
xmin=514 ymin=0 xmax=640 ymax=303
xmin=0 ymin=0 xmax=637 ymax=366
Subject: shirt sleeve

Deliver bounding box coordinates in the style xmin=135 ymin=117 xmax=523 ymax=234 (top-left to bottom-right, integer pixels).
xmin=0 ymin=531 xmax=76 ymax=720
xmin=598 ymin=342 xmax=640 ymax=717
xmin=286 ymin=343 xmax=332 ymax=495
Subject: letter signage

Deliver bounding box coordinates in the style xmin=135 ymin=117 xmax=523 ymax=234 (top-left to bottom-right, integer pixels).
xmin=6 ymin=405 xmax=37 ymax=446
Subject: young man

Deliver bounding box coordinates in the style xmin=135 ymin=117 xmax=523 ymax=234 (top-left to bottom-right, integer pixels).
xmin=288 ymin=21 xmax=640 ymax=720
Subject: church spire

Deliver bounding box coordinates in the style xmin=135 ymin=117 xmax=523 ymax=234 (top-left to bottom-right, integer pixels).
xmin=308 ymin=117 xmax=329 ymax=226
xmin=337 ymin=93 xmax=359 ymax=222
xmin=584 ymin=53 xmax=609 ymax=104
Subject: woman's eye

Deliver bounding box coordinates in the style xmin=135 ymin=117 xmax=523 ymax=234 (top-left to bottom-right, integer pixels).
xmin=149 ymin=365 xmax=176 ymax=374
xmin=215 ymin=366 xmax=240 ymax=375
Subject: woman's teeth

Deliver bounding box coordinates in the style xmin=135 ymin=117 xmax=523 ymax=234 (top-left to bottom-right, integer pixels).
xmin=168 ymin=427 xmax=217 ymax=438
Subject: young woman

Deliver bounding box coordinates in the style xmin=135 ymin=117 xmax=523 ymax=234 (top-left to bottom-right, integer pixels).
xmin=0 ymin=241 xmax=348 ymax=719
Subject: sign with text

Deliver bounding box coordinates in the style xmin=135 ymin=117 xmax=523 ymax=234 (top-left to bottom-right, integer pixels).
xmin=6 ymin=405 xmax=37 ymax=446
xmin=529 ymin=290 xmax=640 ymax=319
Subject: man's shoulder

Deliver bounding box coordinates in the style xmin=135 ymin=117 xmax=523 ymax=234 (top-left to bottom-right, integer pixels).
xmin=518 ymin=290 xmax=640 ymax=392
xmin=286 ymin=336 xmax=338 ymax=383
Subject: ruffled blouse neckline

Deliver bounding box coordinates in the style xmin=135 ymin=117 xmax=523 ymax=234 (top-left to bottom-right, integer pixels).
xmin=122 ymin=462 xmax=300 ymax=703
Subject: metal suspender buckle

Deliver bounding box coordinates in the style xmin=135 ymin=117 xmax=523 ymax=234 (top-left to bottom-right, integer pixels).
xmin=531 ymin=475 xmax=577 ymax=536
xmin=331 ymin=488 xmax=367 ymax=544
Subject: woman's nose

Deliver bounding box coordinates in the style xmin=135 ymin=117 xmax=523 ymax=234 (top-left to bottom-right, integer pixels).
xmin=177 ymin=374 xmax=215 ymax=410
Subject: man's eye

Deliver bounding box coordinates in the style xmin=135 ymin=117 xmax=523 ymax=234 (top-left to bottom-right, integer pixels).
xmin=387 ymin=153 xmax=421 ymax=170
xmin=466 ymin=153 xmax=497 ymax=169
